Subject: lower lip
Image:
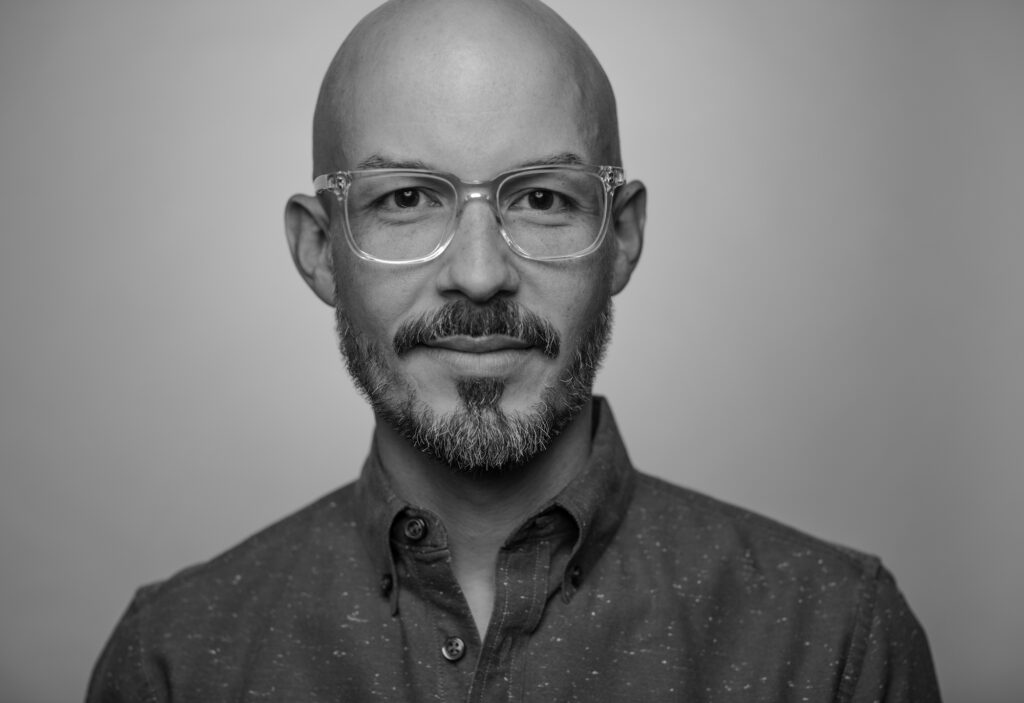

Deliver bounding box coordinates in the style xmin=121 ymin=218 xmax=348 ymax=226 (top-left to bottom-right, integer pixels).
xmin=418 ymin=346 xmax=535 ymax=376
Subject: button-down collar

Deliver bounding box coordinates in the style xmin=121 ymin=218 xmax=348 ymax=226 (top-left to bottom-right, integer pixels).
xmin=353 ymin=397 xmax=636 ymax=613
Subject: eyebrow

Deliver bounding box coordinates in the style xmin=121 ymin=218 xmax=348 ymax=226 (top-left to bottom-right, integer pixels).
xmin=355 ymin=155 xmax=429 ymax=170
xmin=511 ymin=152 xmax=586 ymax=169
xmin=353 ymin=151 xmax=586 ymax=172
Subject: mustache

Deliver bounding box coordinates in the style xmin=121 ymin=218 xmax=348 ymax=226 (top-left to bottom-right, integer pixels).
xmin=393 ymin=298 xmax=560 ymax=359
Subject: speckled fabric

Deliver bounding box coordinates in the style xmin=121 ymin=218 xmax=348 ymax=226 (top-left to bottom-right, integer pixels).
xmin=87 ymin=399 xmax=940 ymax=702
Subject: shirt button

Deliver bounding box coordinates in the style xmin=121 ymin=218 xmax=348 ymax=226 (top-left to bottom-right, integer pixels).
xmin=403 ymin=517 xmax=427 ymax=541
xmin=380 ymin=574 xmax=393 ymax=596
xmin=441 ymin=636 xmax=466 ymax=662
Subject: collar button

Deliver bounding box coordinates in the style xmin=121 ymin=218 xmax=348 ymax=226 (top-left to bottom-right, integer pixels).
xmin=403 ymin=517 xmax=427 ymax=542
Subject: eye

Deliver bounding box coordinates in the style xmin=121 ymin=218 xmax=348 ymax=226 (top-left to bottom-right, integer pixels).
xmin=510 ymin=188 xmax=573 ymax=212
xmin=526 ymin=190 xmax=556 ymax=210
xmin=391 ymin=188 xmax=422 ymax=208
xmin=372 ymin=186 xmax=444 ymax=212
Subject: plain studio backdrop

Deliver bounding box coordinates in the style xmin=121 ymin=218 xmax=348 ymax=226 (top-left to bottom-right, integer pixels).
xmin=1 ymin=1 xmax=1022 ymax=701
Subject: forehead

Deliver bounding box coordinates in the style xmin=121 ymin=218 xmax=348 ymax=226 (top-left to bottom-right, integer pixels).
xmin=348 ymin=80 xmax=592 ymax=178
xmin=316 ymin=5 xmax=606 ymax=178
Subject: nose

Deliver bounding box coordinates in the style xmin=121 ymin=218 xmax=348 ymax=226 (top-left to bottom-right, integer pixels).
xmin=435 ymin=197 xmax=519 ymax=302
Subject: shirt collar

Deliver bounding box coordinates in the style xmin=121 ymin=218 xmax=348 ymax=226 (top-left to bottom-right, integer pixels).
xmin=353 ymin=441 xmax=406 ymax=613
xmin=353 ymin=396 xmax=636 ymax=610
xmin=550 ymin=398 xmax=636 ymax=600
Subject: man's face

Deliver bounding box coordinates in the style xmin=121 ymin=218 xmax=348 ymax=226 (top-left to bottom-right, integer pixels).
xmin=314 ymin=14 xmax=626 ymax=470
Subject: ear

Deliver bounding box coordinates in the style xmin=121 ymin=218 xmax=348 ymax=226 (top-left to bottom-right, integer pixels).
xmin=608 ymin=180 xmax=646 ymax=295
xmin=284 ymin=194 xmax=336 ymax=306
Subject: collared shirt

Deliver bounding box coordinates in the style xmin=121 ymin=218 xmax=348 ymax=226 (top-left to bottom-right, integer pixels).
xmin=87 ymin=398 xmax=941 ymax=702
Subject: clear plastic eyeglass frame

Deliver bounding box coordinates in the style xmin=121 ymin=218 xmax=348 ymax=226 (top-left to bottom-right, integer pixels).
xmin=312 ymin=164 xmax=626 ymax=265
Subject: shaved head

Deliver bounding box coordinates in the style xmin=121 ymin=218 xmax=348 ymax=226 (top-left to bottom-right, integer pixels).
xmin=312 ymin=0 xmax=620 ymax=177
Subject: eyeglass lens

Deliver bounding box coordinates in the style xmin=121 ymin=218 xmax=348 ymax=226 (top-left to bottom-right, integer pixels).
xmin=344 ymin=169 xmax=607 ymax=261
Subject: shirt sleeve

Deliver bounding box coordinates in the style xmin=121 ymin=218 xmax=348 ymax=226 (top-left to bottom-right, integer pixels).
xmin=840 ymin=566 xmax=942 ymax=703
xmin=85 ymin=593 xmax=166 ymax=703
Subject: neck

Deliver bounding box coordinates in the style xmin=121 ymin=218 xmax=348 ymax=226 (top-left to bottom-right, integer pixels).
xmin=373 ymin=398 xmax=595 ymax=636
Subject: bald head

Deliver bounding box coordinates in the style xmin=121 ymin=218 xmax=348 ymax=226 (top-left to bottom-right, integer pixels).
xmin=311 ymin=0 xmax=620 ymax=178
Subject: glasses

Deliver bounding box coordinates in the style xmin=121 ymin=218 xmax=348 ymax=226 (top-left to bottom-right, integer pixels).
xmin=313 ymin=164 xmax=625 ymax=265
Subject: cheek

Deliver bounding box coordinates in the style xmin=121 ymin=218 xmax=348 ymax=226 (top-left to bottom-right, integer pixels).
xmin=332 ymin=255 xmax=426 ymax=343
xmin=538 ymin=259 xmax=613 ymax=343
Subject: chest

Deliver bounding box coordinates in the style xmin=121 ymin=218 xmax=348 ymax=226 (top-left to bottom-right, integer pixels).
xmin=198 ymin=560 xmax=856 ymax=702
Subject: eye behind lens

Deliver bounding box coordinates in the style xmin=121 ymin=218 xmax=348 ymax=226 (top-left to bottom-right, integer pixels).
xmin=392 ymin=189 xmax=421 ymax=208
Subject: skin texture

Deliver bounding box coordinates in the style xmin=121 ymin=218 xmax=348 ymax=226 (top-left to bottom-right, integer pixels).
xmin=285 ymin=0 xmax=646 ymax=635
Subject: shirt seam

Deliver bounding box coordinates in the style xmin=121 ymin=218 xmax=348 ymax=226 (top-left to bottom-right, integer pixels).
xmin=132 ymin=599 xmax=164 ymax=703
xmin=833 ymin=564 xmax=880 ymax=702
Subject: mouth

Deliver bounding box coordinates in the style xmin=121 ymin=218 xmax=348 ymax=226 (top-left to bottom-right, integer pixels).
xmin=391 ymin=299 xmax=561 ymax=359
xmin=424 ymin=335 xmax=534 ymax=354
xmin=418 ymin=335 xmax=538 ymax=375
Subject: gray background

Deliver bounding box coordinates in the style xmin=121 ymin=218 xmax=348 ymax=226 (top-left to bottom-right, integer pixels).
xmin=2 ymin=1 xmax=1021 ymax=701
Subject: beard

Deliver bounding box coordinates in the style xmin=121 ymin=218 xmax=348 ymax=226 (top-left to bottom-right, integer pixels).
xmin=334 ymin=294 xmax=613 ymax=472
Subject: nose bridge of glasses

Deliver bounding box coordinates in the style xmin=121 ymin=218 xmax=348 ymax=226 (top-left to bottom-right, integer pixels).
xmin=454 ymin=182 xmax=502 ymax=222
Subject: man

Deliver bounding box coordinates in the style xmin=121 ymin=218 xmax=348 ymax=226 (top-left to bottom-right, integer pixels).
xmin=87 ymin=0 xmax=941 ymax=700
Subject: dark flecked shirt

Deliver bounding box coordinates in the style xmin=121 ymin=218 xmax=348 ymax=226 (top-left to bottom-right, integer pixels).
xmin=87 ymin=398 xmax=941 ymax=702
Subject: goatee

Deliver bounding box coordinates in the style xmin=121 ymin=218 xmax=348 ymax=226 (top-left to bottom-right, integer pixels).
xmin=335 ymin=296 xmax=613 ymax=472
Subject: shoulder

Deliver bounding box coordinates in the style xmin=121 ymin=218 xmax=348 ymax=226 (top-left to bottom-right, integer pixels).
xmin=131 ymin=481 xmax=365 ymax=627
xmin=626 ymin=470 xmax=884 ymax=589
xmin=87 ymin=482 xmax=383 ymax=700
xmin=613 ymin=473 xmax=940 ymax=697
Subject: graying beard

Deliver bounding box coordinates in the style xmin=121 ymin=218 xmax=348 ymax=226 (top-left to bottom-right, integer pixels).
xmin=334 ymin=296 xmax=612 ymax=472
